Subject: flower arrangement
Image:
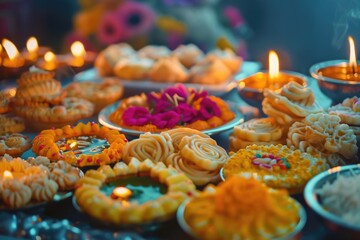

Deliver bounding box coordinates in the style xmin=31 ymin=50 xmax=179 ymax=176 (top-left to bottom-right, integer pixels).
xmin=109 ymin=84 xmax=235 ymax=132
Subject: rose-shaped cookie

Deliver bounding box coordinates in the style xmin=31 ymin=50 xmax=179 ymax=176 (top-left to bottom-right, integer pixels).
xmin=287 ymin=113 xmax=358 ymax=166
xmin=179 ymin=135 xmax=228 ymax=171
xmin=229 ymin=118 xmax=286 ymax=151
xmin=328 ymin=96 xmax=360 ymax=146
xmin=122 ymin=132 xmax=174 ymax=164
xmin=262 ymin=82 xmax=323 ymax=125
xmin=163 ymin=128 xmax=210 ymax=152
xmin=165 ymin=152 xmax=220 ymax=186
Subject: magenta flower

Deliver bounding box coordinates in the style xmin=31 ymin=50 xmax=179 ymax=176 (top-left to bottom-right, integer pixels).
xmin=116 ymin=1 xmax=156 ymax=38
xmin=122 ymin=106 xmax=151 ymax=126
xmin=151 ymin=111 xmax=181 ymax=129
xmin=97 ymin=11 xmax=128 ymax=44
xmin=198 ymin=98 xmax=221 ymax=120
xmin=154 ymin=100 xmax=173 ymax=113
xmin=174 ymin=103 xmax=197 ymax=123
xmin=190 ymin=88 xmax=208 ymax=101
xmin=146 ymin=92 xmax=160 ymax=109
xmin=160 ymin=84 xmax=188 ymax=103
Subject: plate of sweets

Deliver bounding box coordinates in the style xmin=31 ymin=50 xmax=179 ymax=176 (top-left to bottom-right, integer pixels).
xmin=99 ymin=84 xmax=243 ymax=136
xmin=31 ymin=122 xmax=128 ymax=168
xmin=0 ymin=154 xmax=82 ymax=210
xmin=177 ymin=176 xmax=307 ymax=240
xmin=73 ymin=158 xmax=197 ymax=230
xmin=74 ymin=43 xmax=261 ymax=96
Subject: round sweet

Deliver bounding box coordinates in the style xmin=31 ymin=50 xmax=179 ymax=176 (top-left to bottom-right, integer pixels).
xmin=183 ymin=176 xmax=302 ymax=240
xmin=16 ymin=71 xmax=55 ymax=88
xmin=75 ymin=157 xmax=197 ymax=225
xmin=138 ymin=45 xmax=171 ymax=60
xmin=13 ymin=97 xmax=94 ymax=130
xmin=32 ymin=122 xmax=127 ymax=167
xmin=28 ymin=178 xmax=58 ymax=202
xmin=64 ymin=79 xmax=123 ymax=113
xmin=122 ymin=132 xmax=174 ymax=164
xmin=0 ymin=116 xmax=25 ymax=135
xmin=229 ymin=118 xmax=286 ymax=152
xmin=1 ymin=181 xmax=32 ymax=208
xmin=50 ymin=161 xmax=82 ymax=191
xmin=189 ymin=56 xmax=232 ymax=84
xmin=165 ymin=152 xmax=220 ymax=186
xmin=0 ymin=133 xmax=31 ymax=157
xmin=163 ymin=128 xmax=210 ymax=152
xmin=95 ymin=43 xmax=136 ymax=76
xmin=113 ymin=56 xmax=154 ymax=80
xmin=262 ymin=82 xmax=323 ymax=126
xmin=206 ymin=48 xmax=242 ymax=73
xmin=179 ymin=135 xmax=228 ymax=171
xmin=172 ymin=44 xmax=204 ymax=68
xmin=148 ymin=57 xmax=188 ymax=83
xmin=27 ymin=156 xmax=51 ymax=168
xmin=222 ymin=144 xmax=328 ymax=193
xmin=328 ymin=96 xmax=360 ymax=126
xmin=287 ymin=113 xmax=358 ymax=167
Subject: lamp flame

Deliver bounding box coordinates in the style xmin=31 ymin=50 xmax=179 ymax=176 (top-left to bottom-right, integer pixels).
xmin=348 ymin=36 xmax=357 ymax=71
xmin=2 ymin=39 xmax=20 ymax=60
xmin=69 ymin=141 xmax=78 ymax=149
xmin=44 ymin=51 xmax=56 ymax=62
xmin=3 ymin=170 xmax=13 ymax=179
xmin=71 ymin=41 xmax=86 ymax=58
xmin=269 ymin=50 xmax=280 ymax=79
xmin=113 ymin=187 xmax=132 ymax=199
xmin=26 ymin=36 xmax=38 ymax=53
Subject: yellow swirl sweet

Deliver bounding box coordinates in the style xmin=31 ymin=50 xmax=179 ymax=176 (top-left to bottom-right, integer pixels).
xmin=165 ymin=152 xmax=220 ymax=186
xmin=123 ymin=132 xmax=174 ymax=164
xmin=229 ymin=118 xmax=286 ymax=151
xmin=183 ymin=176 xmax=301 ymax=240
xmin=262 ymin=82 xmax=323 ymax=125
xmin=179 ymin=135 xmax=228 ymax=171
xmin=287 ymin=113 xmax=358 ymax=166
xmin=163 ymin=128 xmax=210 ymax=151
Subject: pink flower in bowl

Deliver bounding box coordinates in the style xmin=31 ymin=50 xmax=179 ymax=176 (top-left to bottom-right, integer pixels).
xmin=122 ymin=106 xmax=151 ymax=126
xmin=151 ymin=111 xmax=181 ymax=129
xmin=198 ymin=98 xmax=221 ymax=120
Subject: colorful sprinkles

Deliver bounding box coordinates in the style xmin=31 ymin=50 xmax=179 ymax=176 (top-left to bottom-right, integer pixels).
xmin=251 ymin=153 xmax=291 ymax=171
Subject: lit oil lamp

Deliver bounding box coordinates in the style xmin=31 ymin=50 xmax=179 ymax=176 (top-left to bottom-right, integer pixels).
xmin=111 ymin=187 xmax=132 ymax=206
xmin=2 ymin=170 xmax=15 ymax=188
xmin=36 ymin=51 xmax=58 ymax=71
xmin=22 ymin=36 xmax=51 ymax=62
xmin=237 ymin=50 xmax=308 ymax=109
xmin=310 ymin=36 xmax=360 ymax=104
xmin=2 ymin=39 xmax=25 ymax=68
xmin=0 ymin=39 xmax=29 ymax=79
xmin=67 ymin=41 xmax=96 ymax=72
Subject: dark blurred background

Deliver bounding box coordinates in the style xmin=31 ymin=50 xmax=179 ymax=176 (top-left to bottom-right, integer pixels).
xmin=1 ymin=0 xmax=359 ymax=74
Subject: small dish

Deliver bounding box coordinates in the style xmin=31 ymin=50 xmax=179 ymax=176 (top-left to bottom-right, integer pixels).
xmin=177 ymin=198 xmax=307 ymax=240
xmin=0 ymin=191 xmax=72 ymax=212
xmin=98 ymin=101 xmax=244 ymax=136
xmin=304 ymin=164 xmax=360 ymax=237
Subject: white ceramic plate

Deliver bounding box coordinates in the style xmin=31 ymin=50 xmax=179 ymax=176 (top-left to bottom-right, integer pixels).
xmin=74 ymin=61 xmax=262 ymax=96
xmin=98 ymin=101 xmax=244 ymax=137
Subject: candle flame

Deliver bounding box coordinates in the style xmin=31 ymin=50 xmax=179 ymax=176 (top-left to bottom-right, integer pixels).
xmin=2 ymin=39 xmax=20 ymax=60
xmin=69 ymin=141 xmax=77 ymax=149
xmin=44 ymin=51 xmax=56 ymax=62
xmin=113 ymin=187 xmax=132 ymax=199
xmin=3 ymin=170 xmax=13 ymax=179
xmin=26 ymin=36 xmax=39 ymax=53
xmin=348 ymin=36 xmax=357 ymax=69
xmin=269 ymin=50 xmax=280 ymax=79
xmin=71 ymin=41 xmax=86 ymax=58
